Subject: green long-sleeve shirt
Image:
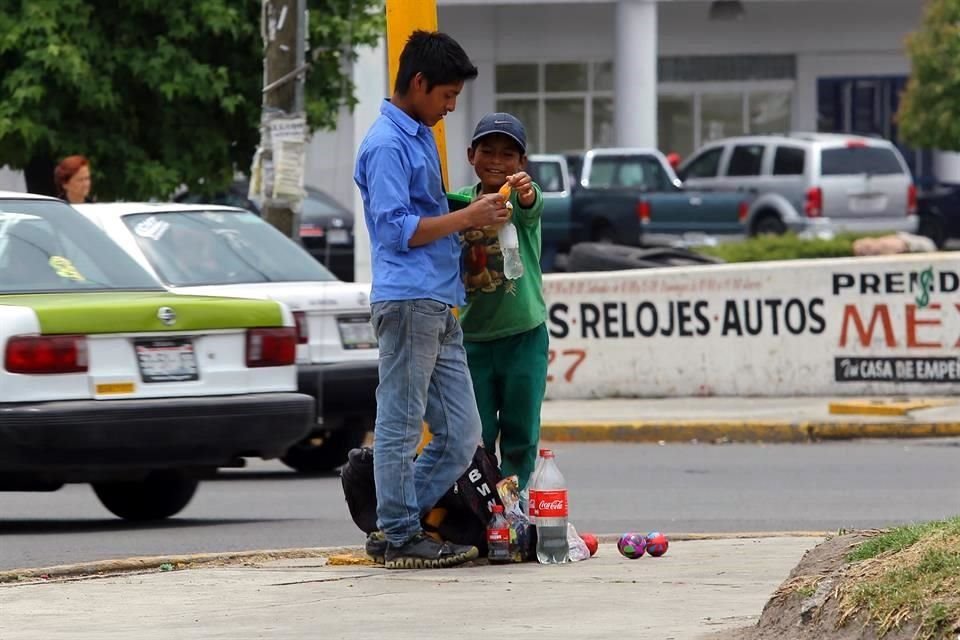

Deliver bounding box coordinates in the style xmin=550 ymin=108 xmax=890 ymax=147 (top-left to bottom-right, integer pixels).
xmin=456 ymin=183 xmax=547 ymax=342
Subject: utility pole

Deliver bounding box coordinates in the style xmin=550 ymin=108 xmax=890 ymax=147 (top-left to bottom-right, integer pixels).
xmin=254 ymin=0 xmax=308 ymax=239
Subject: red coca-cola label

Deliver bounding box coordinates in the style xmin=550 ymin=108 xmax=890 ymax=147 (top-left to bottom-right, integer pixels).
xmin=487 ymin=528 xmax=509 ymax=543
xmin=536 ymin=489 xmax=568 ymax=518
xmin=528 ymin=489 xmax=540 ymax=517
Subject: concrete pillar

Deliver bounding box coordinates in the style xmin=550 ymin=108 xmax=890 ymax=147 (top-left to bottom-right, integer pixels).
xmin=614 ymin=0 xmax=658 ymax=149
xmin=352 ymin=37 xmax=387 ymax=284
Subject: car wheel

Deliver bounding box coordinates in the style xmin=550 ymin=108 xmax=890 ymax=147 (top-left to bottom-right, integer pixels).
xmin=752 ymin=213 xmax=786 ymax=236
xmin=93 ymin=471 xmax=199 ymax=521
xmin=282 ymin=426 xmax=369 ymax=474
xmin=918 ymin=213 xmax=947 ymax=249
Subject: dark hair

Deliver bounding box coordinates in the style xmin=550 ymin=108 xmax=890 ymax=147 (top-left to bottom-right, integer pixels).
xmin=53 ymin=155 xmax=89 ymax=197
xmin=394 ymin=30 xmax=478 ymax=95
xmin=471 ymin=133 xmax=524 ymax=156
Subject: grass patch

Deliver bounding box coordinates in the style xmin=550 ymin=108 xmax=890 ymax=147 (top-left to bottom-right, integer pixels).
xmin=838 ymin=517 xmax=960 ymax=639
xmin=698 ymin=232 xmax=869 ymax=263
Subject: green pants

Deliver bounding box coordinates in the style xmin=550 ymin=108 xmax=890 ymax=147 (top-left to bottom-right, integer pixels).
xmin=464 ymin=323 xmax=549 ymax=490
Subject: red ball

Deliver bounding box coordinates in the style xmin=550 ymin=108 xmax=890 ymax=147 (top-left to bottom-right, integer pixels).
xmin=645 ymin=531 xmax=669 ymax=557
xmin=580 ymin=533 xmax=599 ymax=556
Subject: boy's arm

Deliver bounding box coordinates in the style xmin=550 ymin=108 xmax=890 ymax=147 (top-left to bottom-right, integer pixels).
xmin=515 ymin=183 xmax=544 ymax=226
xmin=363 ymin=145 xmax=420 ymax=253
xmin=409 ymin=194 xmax=510 ymax=246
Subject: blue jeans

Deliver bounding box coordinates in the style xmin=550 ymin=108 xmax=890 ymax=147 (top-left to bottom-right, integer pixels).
xmin=370 ymin=299 xmax=482 ymax=546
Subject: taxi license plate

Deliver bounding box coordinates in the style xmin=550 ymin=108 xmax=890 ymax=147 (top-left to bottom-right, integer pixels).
xmin=338 ymin=317 xmax=377 ymax=350
xmin=135 ymin=338 xmax=199 ymax=383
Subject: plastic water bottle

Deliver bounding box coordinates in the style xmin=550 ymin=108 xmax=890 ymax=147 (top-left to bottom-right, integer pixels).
xmin=533 ymin=450 xmax=569 ymax=564
xmin=487 ymin=505 xmax=511 ymax=564
xmin=498 ymin=221 xmax=524 ymax=280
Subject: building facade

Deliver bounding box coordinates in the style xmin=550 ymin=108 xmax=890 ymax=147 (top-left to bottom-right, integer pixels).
xmin=308 ymin=0 xmax=929 ymax=216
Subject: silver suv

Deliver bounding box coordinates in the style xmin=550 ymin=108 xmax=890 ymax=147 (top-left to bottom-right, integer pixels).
xmin=677 ymin=133 xmax=917 ymax=236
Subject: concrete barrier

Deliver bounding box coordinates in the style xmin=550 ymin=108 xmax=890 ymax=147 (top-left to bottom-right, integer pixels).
xmin=543 ymin=253 xmax=960 ymax=399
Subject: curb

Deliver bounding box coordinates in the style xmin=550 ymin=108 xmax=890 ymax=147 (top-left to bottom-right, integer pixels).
xmin=828 ymin=399 xmax=953 ymax=416
xmin=539 ymin=420 xmax=960 ymax=443
xmin=0 ymin=532 xmax=831 ymax=584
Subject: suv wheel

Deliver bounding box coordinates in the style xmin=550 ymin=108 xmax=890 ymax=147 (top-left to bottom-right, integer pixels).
xmin=282 ymin=426 xmax=369 ymax=474
xmin=752 ymin=213 xmax=787 ymax=236
xmin=93 ymin=471 xmax=199 ymax=521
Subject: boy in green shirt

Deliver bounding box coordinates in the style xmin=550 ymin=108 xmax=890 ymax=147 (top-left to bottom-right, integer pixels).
xmin=456 ymin=112 xmax=548 ymax=490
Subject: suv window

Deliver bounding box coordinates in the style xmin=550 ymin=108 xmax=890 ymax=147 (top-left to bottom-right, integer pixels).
xmin=528 ymin=160 xmax=566 ymax=193
xmin=727 ymin=145 xmax=765 ymax=176
xmin=681 ymin=147 xmax=723 ymax=179
xmin=820 ymin=146 xmax=904 ymax=176
xmin=773 ymin=147 xmax=806 ymax=175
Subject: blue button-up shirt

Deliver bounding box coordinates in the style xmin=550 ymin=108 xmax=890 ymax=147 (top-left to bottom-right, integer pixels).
xmin=354 ymin=100 xmax=464 ymax=306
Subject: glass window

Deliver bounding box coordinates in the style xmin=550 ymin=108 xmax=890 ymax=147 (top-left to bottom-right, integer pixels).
xmin=820 ymin=147 xmax=904 ymax=176
xmin=727 ymin=145 xmax=765 ymax=177
xmin=527 ymin=160 xmax=566 ymax=193
xmin=496 ymin=64 xmax=538 ymax=93
xmin=587 ymin=156 xmax=666 ymax=191
xmin=495 ymin=99 xmax=539 ymax=153
xmin=658 ymin=95 xmax=695 ymax=158
xmin=773 ymin=147 xmax=806 ymax=175
xmin=593 ymin=61 xmax=613 ymax=91
xmin=544 ymin=98 xmax=585 ymax=153
xmin=750 ymin=92 xmax=791 ymax=135
xmin=123 ymin=210 xmax=336 ymax=287
xmin=701 ymin=94 xmax=744 ymax=143
xmin=0 ymin=200 xmax=161 ymax=293
xmin=592 ymin=97 xmax=614 ymax=148
xmin=680 ymin=147 xmax=724 ymax=180
xmin=545 ymin=63 xmax=588 ymax=92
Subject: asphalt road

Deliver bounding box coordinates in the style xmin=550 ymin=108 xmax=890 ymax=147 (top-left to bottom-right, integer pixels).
xmin=1 ymin=439 xmax=959 ymax=571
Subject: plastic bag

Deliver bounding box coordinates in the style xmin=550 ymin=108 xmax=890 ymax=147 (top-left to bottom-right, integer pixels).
xmin=567 ymin=522 xmax=591 ymax=562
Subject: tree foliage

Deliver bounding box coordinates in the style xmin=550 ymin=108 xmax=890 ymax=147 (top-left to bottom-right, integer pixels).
xmin=0 ymin=0 xmax=383 ymax=199
xmin=897 ymin=0 xmax=960 ymax=150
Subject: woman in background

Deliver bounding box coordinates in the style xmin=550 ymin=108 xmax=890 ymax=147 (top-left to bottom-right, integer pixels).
xmin=54 ymin=155 xmax=92 ymax=204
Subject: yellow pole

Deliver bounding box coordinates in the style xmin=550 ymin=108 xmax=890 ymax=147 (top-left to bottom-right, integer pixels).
xmin=385 ymin=0 xmax=443 ymax=453
xmin=385 ymin=0 xmax=449 ymax=188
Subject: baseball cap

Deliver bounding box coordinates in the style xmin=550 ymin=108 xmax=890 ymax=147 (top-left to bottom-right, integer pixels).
xmin=471 ymin=112 xmax=527 ymax=154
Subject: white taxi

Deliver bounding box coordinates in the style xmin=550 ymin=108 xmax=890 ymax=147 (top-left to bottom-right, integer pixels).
xmin=0 ymin=193 xmax=314 ymax=519
xmin=75 ymin=203 xmax=379 ymax=473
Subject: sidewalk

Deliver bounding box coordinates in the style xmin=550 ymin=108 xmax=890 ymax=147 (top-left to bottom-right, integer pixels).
xmin=0 ymin=537 xmax=819 ymax=640
xmin=538 ymin=396 xmax=960 ymax=443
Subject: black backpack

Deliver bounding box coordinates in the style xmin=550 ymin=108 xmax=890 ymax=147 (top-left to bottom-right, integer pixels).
xmin=341 ymin=445 xmax=504 ymax=554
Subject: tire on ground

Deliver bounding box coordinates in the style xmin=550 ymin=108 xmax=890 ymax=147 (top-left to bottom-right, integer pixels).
xmin=567 ymin=242 xmax=723 ymax=272
xmin=93 ymin=470 xmax=199 ymax=521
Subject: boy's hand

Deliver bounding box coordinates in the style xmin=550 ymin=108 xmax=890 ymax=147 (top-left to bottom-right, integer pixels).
xmin=464 ymin=193 xmax=510 ymax=228
xmin=507 ymin=172 xmax=536 ymax=207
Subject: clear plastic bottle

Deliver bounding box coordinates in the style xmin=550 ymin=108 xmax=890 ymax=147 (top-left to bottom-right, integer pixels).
xmin=533 ymin=450 xmax=570 ymax=564
xmin=486 ymin=505 xmax=511 ymax=564
xmin=498 ymin=221 xmax=524 ymax=280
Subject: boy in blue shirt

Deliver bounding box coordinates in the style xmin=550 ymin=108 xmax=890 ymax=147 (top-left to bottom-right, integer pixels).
xmin=354 ymin=31 xmax=510 ymax=569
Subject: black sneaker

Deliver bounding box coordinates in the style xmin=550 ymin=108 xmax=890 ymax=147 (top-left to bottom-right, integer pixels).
xmin=365 ymin=531 xmax=387 ymax=564
xmin=384 ymin=532 xmax=479 ymax=570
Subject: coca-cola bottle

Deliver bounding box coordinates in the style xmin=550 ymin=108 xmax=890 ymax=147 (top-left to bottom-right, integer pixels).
xmin=527 ymin=448 xmax=549 ymax=526
xmin=533 ymin=450 xmax=569 ymax=564
xmin=487 ymin=505 xmax=511 ymax=564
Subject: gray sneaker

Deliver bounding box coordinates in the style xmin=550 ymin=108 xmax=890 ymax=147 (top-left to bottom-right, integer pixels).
xmin=384 ymin=532 xmax=479 ymax=570
xmin=365 ymin=531 xmax=387 ymax=564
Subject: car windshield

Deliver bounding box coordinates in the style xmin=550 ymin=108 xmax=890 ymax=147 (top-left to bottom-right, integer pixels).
xmin=122 ymin=209 xmax=337 ymax=286
xmin=0 ymin=199 xmax=162 ymax=294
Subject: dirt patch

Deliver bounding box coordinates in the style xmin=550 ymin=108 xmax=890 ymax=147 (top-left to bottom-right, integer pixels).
xmin=707 ymin=531 xmax=927 ymax=640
